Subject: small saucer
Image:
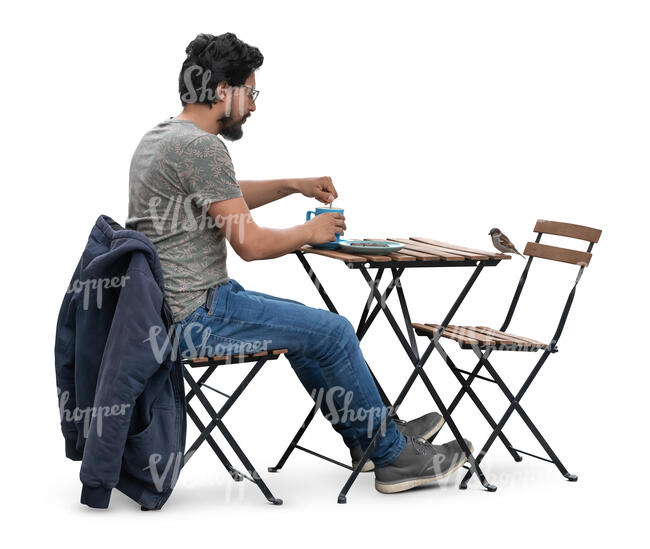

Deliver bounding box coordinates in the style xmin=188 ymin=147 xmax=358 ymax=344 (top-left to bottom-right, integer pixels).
xmin=339 ymin=240 xmax=405 ymax=255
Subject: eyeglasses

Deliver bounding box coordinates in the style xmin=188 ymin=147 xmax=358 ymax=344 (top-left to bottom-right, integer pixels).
xmin=241 ymin=84 xmax=259 ymax=102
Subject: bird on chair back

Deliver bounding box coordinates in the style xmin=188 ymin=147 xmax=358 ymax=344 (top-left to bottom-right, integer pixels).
xmin=489 ymin=228 xmax=525 ymax=258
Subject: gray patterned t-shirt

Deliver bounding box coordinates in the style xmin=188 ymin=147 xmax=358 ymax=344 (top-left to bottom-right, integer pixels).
xmin=126 ymin=118 xmax=243 ymax=322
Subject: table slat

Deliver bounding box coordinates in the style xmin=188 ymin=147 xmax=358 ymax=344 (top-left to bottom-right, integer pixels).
xmin=298 ymin=246 xmax=367 ymax=262
xmin=405 ymin=239 xmax=490 ymax=260
xmin=386 ymin=251 xmax=417 ymax=262
xmin=391 ymin=248 xmax=443 ymax=260
xmin=364 ymin=238 xmax=439 ymax=261
xmin=352 ymin=253 xmax=392 ymax=262
xmin=410 ymin=237 xmax=510 ymax=259
xmin=387 ymin=238 xmax=466 ymax=261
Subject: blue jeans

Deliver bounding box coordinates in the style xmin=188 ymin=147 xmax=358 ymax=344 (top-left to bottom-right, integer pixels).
xmin=174 ymin=278 xmax=406 ymax=466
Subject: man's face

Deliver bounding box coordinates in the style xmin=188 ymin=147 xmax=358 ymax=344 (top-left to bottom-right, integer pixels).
xmin=220 ymin=72 xmax=257 ymax=141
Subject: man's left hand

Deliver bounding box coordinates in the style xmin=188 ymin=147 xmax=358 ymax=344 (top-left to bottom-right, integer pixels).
xmin=295 ymin=176 xmax=339 ymax=204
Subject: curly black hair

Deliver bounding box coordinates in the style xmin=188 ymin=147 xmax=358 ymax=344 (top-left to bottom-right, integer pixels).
xmin=179 ymin=32 xmax=264 ymax=107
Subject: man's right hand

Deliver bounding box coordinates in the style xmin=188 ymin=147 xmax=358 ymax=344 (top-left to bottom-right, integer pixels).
xmin=306 ymin=212 xmax=347 ymax=244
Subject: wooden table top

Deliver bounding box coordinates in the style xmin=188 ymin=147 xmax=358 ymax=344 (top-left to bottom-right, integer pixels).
xmin=297 ymin=237 xmax=511 ymax=264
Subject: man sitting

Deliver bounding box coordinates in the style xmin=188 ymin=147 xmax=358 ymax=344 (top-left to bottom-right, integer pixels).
xmin=126 ymin=32 xmax=472 ymax=494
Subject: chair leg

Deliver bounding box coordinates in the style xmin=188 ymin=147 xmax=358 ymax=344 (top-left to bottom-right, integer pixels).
xmin=460 ymin=349 xmax=577 ymax=488
xmin=432 ymin=341 xmax=522 ymax=462
xmin=184 ymin=365 xmax=217 ymax=404
xmin=512 ymin=405 xmax=578 ymax=481
xmin=184 ymin=403 xmax=244 ymax=481
xmin=472 ymin=350 xmax=577 ymax=481
xmin=214 ymin=420 xmax=283 ymax=504
xmin=183 ymin=361 xmax=283 ymax=504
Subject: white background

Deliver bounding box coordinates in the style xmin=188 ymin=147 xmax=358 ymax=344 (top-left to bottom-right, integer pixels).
xmin=1 ymin=0 xmax=648 ymax=546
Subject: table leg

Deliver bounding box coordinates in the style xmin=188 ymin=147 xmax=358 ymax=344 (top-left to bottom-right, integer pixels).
xmin=340 ymin=262 xmax=497 ymax=497
xmin=286 ymin=254 xmax=497 ymax=500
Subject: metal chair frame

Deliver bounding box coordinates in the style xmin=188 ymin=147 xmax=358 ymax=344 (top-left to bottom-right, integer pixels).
xmin=182 ymin=350 xmax=287 ymax=505
xmin=414 ymin=220 xmax=601 ymax=488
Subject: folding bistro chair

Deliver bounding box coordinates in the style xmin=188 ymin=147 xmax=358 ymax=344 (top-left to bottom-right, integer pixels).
xmin=182 ymin=348 xmax=288 ymax=505
xmin=412 ymin=220 xmax=601 ymax=488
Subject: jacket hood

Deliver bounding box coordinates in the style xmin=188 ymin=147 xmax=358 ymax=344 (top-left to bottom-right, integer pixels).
xmin=82 ymin=214 xmax=165 ymax=290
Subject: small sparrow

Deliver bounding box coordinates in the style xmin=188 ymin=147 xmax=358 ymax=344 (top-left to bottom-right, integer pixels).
xmin=489 ymin=228 xmax=525 ymax=258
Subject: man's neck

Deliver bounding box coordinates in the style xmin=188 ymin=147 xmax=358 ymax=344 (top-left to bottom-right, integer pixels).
xmin=173 ymin=107 xmax=223 ymax=135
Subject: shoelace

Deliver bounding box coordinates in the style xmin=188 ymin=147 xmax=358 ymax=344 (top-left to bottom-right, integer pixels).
xmin=411 ymin=437 xmax=434 ymax=456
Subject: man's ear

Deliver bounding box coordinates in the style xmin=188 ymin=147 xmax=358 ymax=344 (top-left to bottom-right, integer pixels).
xmin=216 ymin=80 xmax=230 ymax=101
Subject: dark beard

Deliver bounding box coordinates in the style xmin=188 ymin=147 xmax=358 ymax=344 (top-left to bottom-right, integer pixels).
xmin=219 ymin=116 xmax=244 ymax=141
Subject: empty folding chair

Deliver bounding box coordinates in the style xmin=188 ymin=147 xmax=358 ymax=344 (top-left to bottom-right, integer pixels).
xmin=182 ymin=348 xmax=288 ymax=505
xmin=412 ymin=220 xmax=601 ymax=488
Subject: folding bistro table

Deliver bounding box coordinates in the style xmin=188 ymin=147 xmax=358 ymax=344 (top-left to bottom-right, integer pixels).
xmin=267 ymin=236 xmax=511 ymax=503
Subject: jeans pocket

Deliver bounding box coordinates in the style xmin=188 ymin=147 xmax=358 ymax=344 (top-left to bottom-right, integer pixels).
xmin=208 ymin=282 xmax=231 ymax=317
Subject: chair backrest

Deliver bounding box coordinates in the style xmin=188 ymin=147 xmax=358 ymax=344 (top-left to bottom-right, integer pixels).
xmin=501 ymin=219 xmax=602 ymax=349
xmin=523 ymin=220 xmax=602 ymax=267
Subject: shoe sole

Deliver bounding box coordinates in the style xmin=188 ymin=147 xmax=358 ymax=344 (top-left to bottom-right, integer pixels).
xmin=374 ymin=443 xmax=474 ymax=494
xmin=420 ymin=416 xmax=445 ymax=441
xmin=352 ymin=460 xmax=376 ymax=472
xmin=353 ymin=416 xmax=447 ymax=473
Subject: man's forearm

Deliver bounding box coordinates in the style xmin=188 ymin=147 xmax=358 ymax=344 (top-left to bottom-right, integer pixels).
xmin=238 ymin=223 xmax=313 ymax=261
xmin=238 ymin=179 xmax=299 ymax=209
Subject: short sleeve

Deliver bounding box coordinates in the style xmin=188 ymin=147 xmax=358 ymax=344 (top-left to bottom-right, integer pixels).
xmin=177 ymin=135 xmax=243 ymax=208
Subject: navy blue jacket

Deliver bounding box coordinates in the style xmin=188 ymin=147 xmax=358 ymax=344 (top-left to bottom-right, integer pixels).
xmin=55 ymin=215 xmax=186 ymax=510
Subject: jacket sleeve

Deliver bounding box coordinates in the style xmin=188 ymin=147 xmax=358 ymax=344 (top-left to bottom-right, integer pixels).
xmin=54 ymin=265 xmax=84 ymax=460
xmin=79 ymin=260 xmax=171 ymax=508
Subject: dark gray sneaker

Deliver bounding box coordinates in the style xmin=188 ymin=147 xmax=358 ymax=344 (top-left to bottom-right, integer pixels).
xmin=374 ymin=436 xmax=473 ymax=494
xmin=350 ymin=412 xmax=445 ymax=472
xmin=350 ymin=445 xmax=376 ymax=472
xmin=394 ymin=411 xmax=445 ymax=441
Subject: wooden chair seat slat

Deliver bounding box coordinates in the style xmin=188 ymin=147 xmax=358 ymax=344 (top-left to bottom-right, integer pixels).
xmin=474 ymin=327 xmax=546 ymax=347
xmin=413 ymin=323 xmax=546 ymax=350
xmin=185 ymin=348 xmax=289 ymax=365
xmin=412 ymin=323 xmax=482 ymax=345
xmin=438 ymin=324 xmax=500 ymax=345
xmin=418 ymin=323 xmax=496 ymax=345
xmin=468 ymin=326 xmax=524 ymax=345
xmin=454 ymin=326 xmax=516 ymax=345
